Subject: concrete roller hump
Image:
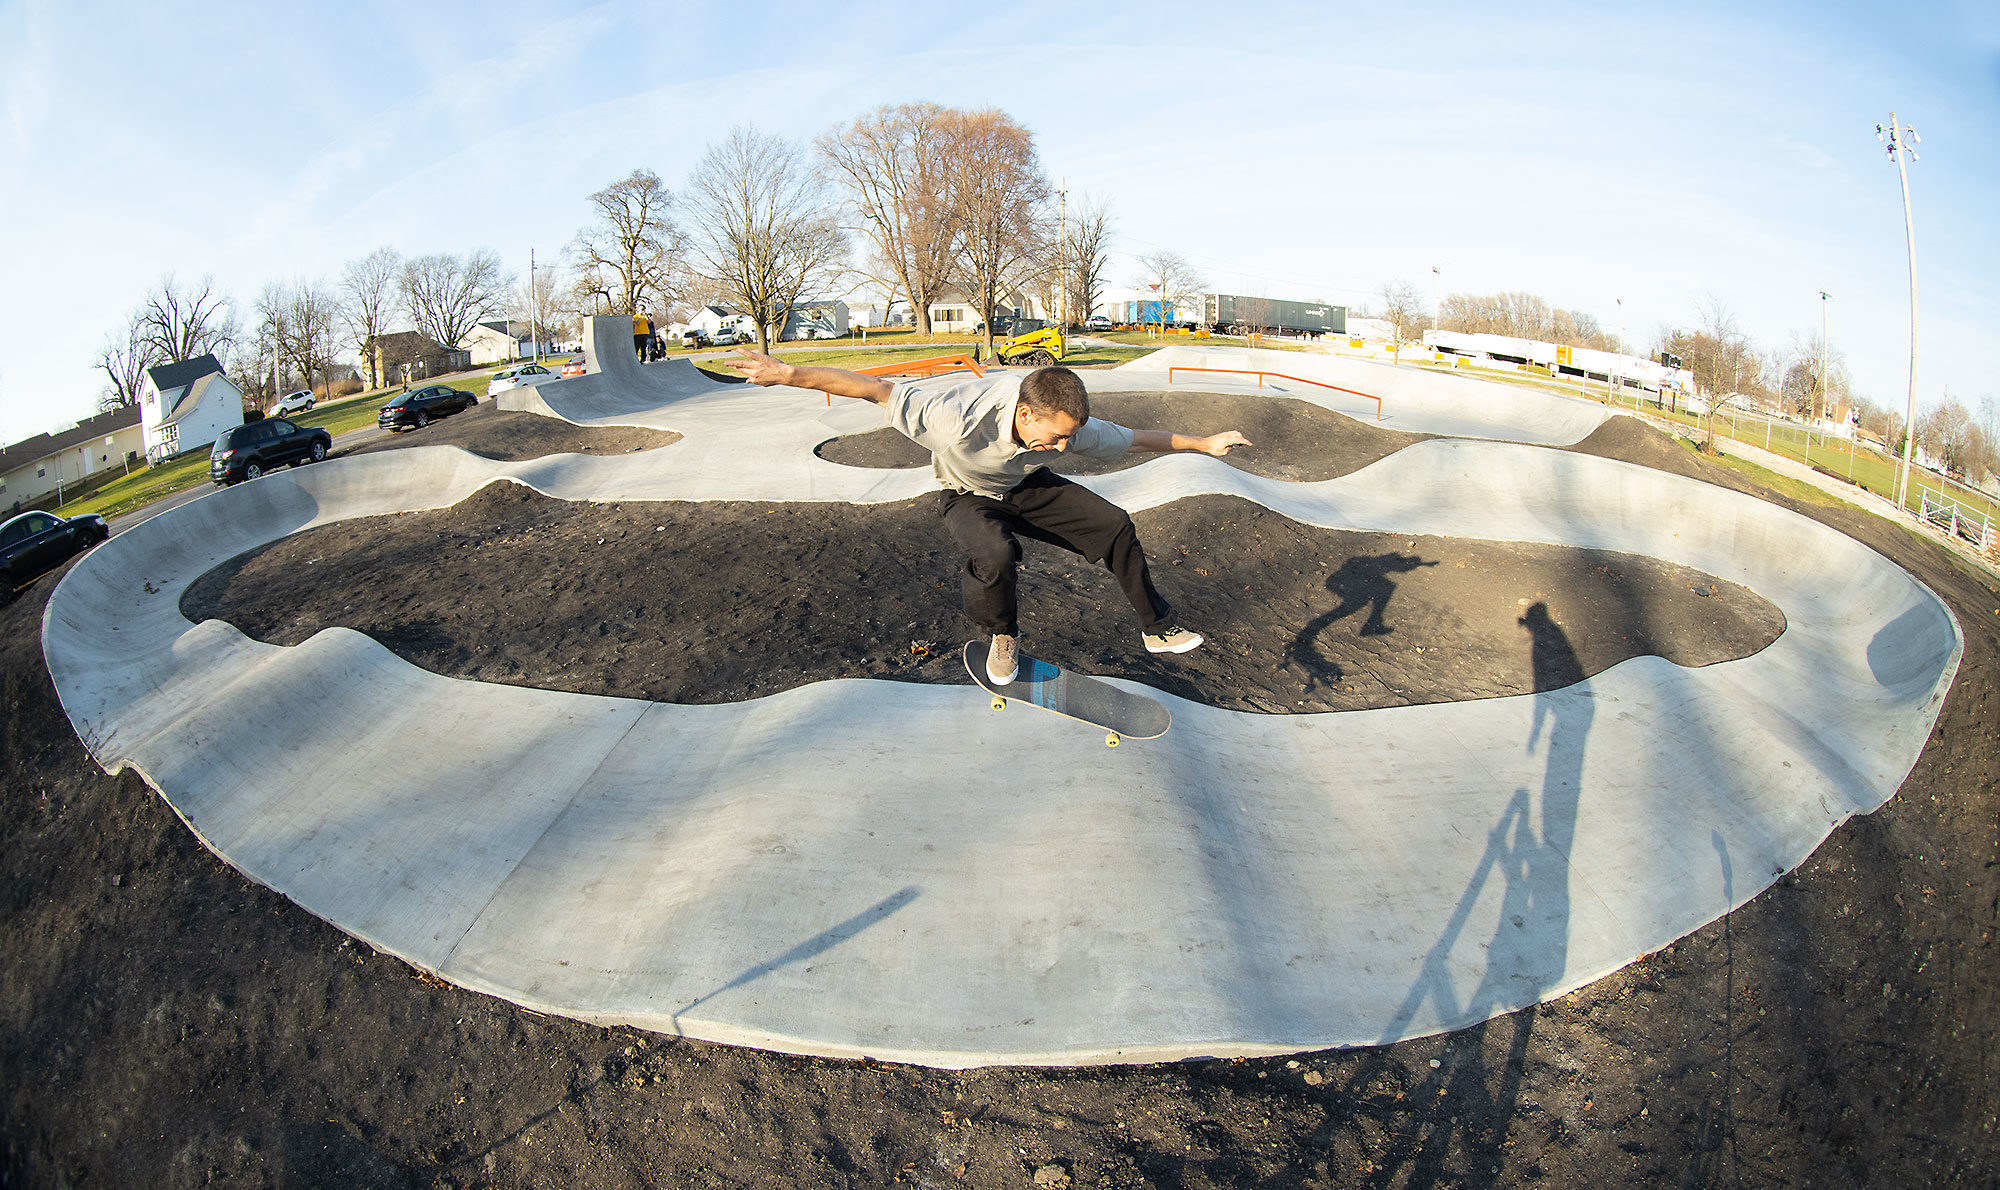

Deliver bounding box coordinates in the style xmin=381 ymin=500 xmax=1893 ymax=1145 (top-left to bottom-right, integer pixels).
xmin=1111 ymin=344 xmax=1614 ymax=444
xmin=41 ymin=346 xmax=1962 ymax=1067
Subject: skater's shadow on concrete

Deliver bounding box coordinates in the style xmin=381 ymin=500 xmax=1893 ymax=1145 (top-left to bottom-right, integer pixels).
xmin=1312 ymin=602 xmax=1592 ymax=1185
xmin=1288 ymin=552 xmax=1437 ymax=690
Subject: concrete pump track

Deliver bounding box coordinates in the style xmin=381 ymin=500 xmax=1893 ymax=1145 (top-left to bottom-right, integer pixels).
xmin=41 ymin=328 xmax=1962 ymax=1068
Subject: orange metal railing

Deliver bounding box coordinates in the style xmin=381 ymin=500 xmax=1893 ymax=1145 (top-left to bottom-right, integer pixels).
xmin=1166 ymin=366 xmax=1382 ymax=421
xmin=836 ymin=354 xmax=986 ymax=404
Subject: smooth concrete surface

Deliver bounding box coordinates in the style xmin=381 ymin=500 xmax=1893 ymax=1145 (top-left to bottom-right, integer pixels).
xmin=43 ymin=346 xmax=1961 ymax=1067
xmin=1114 ymin=344 xmax=1615 ymax=444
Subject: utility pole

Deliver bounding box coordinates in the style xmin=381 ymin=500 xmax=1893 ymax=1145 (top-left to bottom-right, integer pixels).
xmin=1878 ymin=113 xmax=1921 ymax=511
xmin=1818 ymin=290 xmax=1831 ymax=453
xmin=1058 ymin=180 xmax=1067 ymax=330
xmin=530 ymin=248 xmax=540 ymax=363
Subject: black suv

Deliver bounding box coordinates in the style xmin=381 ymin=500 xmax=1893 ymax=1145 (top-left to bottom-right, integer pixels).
xmin=378 ymin=384 xmax=477 ymax=431
xmin=209 ymin=417 xmax=334 ymax=485
xmin=0 ymin=509 xmax=108 ymax=602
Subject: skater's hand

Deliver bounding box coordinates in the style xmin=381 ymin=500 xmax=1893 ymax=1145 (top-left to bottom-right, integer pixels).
xmin=1199 ymin=431 xmax=1252 ymax=457
xmin=727 ymin=349 xmax=795 ymax=387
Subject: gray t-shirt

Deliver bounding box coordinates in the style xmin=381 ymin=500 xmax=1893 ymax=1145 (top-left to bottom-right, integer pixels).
xmin=885 ymin=373 xmax=1134 ymax=499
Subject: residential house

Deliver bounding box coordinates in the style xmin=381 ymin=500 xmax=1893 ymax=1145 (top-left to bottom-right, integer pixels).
xmin=464 ymin=320 xmax=537 ymax=366
xmin=780 ymin=299 xmax=849 ymax=341
xmin=686 ymin=305 xmax=753 ymax=342
xmin=373 ymin=332 xmax=471 ymax=387
xmin=138 ymin=355 xmax=244 ymax=464
xmin=0 ymin=409 xmax=145 ymax=514
xmin=927 ymin=288 xmax=1042 ymax=334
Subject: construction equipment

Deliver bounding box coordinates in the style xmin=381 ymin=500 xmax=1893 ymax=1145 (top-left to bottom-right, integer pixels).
xmin=994 ymin=323 xmax=1067 ymax=367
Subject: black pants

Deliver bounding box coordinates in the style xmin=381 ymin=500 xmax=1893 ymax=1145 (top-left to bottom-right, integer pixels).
xmin=938 ymin=469 xmax=1172 ymax=637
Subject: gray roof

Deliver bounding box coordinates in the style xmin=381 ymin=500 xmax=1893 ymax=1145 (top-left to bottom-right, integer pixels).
xmin=0 ymin=407 xmax=144 ymax=475
xmin=144 ymin=354 xmax=224 ymax=394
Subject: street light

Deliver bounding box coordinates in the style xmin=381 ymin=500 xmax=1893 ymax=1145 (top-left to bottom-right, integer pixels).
xmin=1877 ymin=113 xmax=1920 ymax=512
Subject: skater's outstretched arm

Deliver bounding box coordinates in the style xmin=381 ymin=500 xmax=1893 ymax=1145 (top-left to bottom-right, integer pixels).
xmin=1129 ymin=428 xmax=1252 ymax=457
xmin=727 ymin=349 xmax=893 ymax=404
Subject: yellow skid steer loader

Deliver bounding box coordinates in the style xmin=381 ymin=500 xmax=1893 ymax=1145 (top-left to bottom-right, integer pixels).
xmin=994 ymin=324 xmax=1066 ymax=367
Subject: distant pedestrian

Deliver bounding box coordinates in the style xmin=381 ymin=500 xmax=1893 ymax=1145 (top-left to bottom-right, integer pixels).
xmin=633 ymin=311 xmax=653 ymax=363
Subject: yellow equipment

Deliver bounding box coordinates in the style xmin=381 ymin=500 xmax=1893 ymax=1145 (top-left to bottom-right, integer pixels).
xmin=994 ymin=324 xmax=1066 ymax=367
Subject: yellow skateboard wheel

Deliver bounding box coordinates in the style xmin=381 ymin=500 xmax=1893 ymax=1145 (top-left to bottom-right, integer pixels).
xmin=992 ymin=697 xmax=1006 ymax=711
xmin=1106 ymin=733 xmax=1121 ymax=747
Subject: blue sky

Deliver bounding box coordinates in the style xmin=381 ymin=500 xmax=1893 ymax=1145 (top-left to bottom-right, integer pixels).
xmin=1 ymin=0 xmax=1995 ymax=446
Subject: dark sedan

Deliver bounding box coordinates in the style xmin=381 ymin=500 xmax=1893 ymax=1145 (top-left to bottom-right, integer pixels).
xmin=378 ymin=384 xmax=478 ymax=431
xmin=0 ymin=509 xmax=108 ymax=602
xmin=210 ymin=417 xmax=334 ymax=485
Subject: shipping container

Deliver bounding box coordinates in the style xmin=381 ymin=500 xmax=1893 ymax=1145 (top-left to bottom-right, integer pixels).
xmin=1202 ymin=294 xmax=1347 ymax=336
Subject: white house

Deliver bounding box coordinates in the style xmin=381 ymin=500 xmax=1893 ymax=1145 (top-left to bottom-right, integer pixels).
xmin=464 ymin=320 xmax=536 ymax=366
xmin=687 ymin=305 xmax=753 ymax=341
xmin=139 ymin=355 xmax=244 ymax=463
xmin=0 ymin=409 xmax=144 ymax=514
xmin=781 ymin=298 xmax=850 ymax=340
xmin=926 ymin=288 xmax=1043 ymax=334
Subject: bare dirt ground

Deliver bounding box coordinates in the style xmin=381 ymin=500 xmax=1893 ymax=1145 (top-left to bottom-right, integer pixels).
xmin=3 ymin=400 xmax=1996 ymax=1189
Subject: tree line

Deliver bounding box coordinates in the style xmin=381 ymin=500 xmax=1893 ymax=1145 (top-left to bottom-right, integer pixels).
xmin=93 ymin=102 xmax=1138 ymax=414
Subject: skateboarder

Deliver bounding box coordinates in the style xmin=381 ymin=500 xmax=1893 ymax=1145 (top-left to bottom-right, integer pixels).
xmin=728 ymin=349 xmax=1250 ymax=685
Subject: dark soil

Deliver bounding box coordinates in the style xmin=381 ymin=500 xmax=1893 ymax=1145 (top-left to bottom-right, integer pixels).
xmin=183 ymin=487 xmax=1782 ymax=715
xmin=816 ymin=390 xmax=1432 ymax=483
xmin=343 ymin=402 xmax=681 ymax=461
xmin=5 ymin=405 xmax=1998 ymax=1189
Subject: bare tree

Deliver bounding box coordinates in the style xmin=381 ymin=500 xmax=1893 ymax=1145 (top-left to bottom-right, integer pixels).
xmin=1132 ymin=250 xmax=1205 ymax=335
xmin=949 ymin=109 xmax=1051 ymax=356
xmin=259 ymin=277 xmax=342 ymax=399
xmin=684 ymin=126 xmax=848 ymax=353
xmin=1918 ymin=394 xmax=1978 ymax=477
xmin=96 ymin=309 xmax=156 ymax=412
xmin=512 ymin=266 xmax=567 ymax=356
xmin=568 ymin=169 xmax=683 ymax=320
xmin=1436 ymin=291 xmax=1621 ymax=351
xmin=818 ymin=103 xmax=965 ymax=338
xmin=1377 ymin=279 xmax=1429 ymax=363
xmin=340 ymin=247 xmax=401 ymax=389
xmin=399 ymin=249 xmax=510 ymax=350
xmin=1062 ymin=195 xmax=1115 ymax=326
xmin=136 ymin=273 xmax=237 ymax=363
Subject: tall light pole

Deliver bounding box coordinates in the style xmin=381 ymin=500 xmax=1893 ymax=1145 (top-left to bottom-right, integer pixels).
xmin=1817 ymin=289 xmax=1831 ymax=448
xmin=1878 ymin=113 xmax=1920 ymax=511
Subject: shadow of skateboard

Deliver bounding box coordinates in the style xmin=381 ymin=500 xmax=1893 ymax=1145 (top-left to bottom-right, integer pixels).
xmin=964 ymin=640 xmax=1171 ymax=747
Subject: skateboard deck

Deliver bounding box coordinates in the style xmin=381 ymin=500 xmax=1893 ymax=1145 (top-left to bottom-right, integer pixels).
xmin=964 ymin=641 xmax=1171 ymax=746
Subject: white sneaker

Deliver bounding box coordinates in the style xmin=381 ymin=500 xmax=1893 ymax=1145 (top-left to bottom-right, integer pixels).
xmin=987 ymin=634 xmax=1019 ymax=684
xmin=1143 ymin=625 xmax=1204 ymax=654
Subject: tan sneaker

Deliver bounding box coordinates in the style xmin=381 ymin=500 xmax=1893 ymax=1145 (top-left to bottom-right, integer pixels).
xmin=986 ymin=634 xmax=1019 ymax=684
xmin=1142 ymin=625 xmax=1204 ymax=654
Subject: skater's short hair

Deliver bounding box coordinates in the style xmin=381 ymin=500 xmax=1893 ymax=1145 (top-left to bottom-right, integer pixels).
xmin=1019 ymin=367 xmax=1090 ymax=424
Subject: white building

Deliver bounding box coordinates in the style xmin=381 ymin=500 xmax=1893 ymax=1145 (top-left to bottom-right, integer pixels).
xmin=0 ymin=409 xmax=144 ymax=514
xmin=138 ymin=355 xmax=245 ymax=463
xmin=464 ymin=320 xmax=536 ymax=366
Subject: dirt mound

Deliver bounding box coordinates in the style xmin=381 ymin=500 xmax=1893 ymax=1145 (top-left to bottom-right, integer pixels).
xmin=343 ymin=402 xmax=680 ymax=462
xmin=816 ymin=389 xmax=1430 ymax=483
xmin=182 ymin=486 xmax=1781 ymax=715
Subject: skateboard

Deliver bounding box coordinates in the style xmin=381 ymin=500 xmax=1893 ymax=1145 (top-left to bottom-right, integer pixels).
xmin=963 ymin=640 xmax=1171 ymax=747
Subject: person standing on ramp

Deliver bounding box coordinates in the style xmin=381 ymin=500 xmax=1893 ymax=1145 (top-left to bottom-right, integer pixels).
xmin=728 ymin=350 xmax=1250 ymax=685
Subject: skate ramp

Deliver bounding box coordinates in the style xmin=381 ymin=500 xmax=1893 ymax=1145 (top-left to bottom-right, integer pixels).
xmin=494 ymin=315 xmax=737 ymax=427
xmin=42 ymin=376 xmax=1961 ymax=1067
xmin=1114 ymin=344 xmax=1612 ymax=444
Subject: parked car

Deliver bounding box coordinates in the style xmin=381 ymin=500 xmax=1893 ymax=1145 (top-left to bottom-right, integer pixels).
xmin=377 ymin=384 xmax=478 ymax=431
xmin=1084 ymin=315 xmax=1113 ymax=332
xmin=487 ymin=363 xmax=564 ymax=393
xmin=209 ymin=417 xmax=333 ymax=485
xmin=272 ymin=388 xmax=315 ymax=415
xmin=560 ymin=357 xmax=588 ymax=377
xmin=0 ymin=509 xmax=109 ymax=602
